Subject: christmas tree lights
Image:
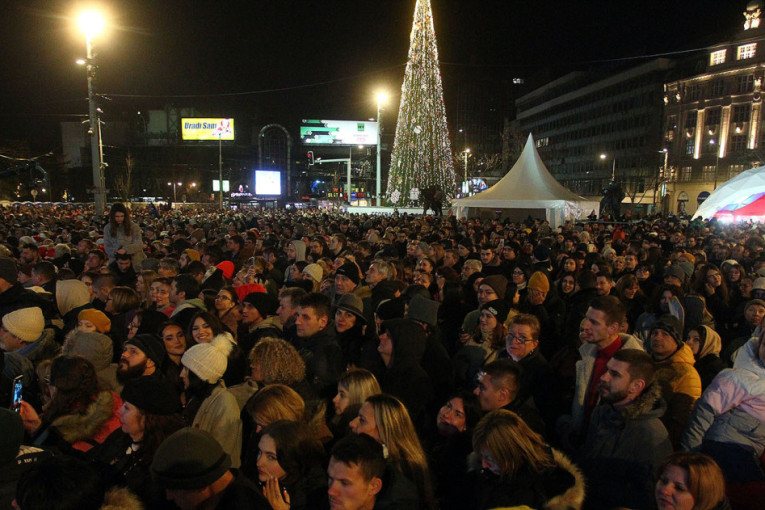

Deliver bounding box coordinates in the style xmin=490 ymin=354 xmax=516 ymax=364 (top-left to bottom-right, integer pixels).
xmin=386 ymin=0 xmax=456 ymax=207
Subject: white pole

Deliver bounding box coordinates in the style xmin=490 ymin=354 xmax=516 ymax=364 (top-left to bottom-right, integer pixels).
xmin=376 ymin=104 xmax=382 ymax=206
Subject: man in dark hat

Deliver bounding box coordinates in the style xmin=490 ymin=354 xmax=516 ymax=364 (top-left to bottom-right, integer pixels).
xmin=333 ymin=262 xmax=360 ymax=302
xmin=649 ymin=314 xmax=702 ymax=448
xmin=151 ymin=428 xmax=271 ymax=510
xmin=117 ymin=333 xmax=167 ymax=384
xmin=238 ymin=292 xmax=282 ymax=354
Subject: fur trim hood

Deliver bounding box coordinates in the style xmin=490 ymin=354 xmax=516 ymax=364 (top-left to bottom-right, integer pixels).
xmin=545 ymin=448 xmax=586 ymax=510
xmin=621 ymin=382 xmax=665 ymax=421
xmin=50 ymin=391 xmax=117 ymax=444
xmin=100 ymin=486 xmax=144 ymax=510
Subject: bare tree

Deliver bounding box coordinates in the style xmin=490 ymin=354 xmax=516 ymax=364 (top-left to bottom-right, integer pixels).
xmin=113 ymin=152 xmax=134 ymax=202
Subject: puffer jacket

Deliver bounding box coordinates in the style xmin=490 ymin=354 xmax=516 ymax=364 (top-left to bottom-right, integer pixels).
xmin=654 ymin=343 xmax=702 ymax=448
xmin=682 ymin=335 xmax=765 ymax=457
xmin=39 ymin=391 xmax=123 ymax=453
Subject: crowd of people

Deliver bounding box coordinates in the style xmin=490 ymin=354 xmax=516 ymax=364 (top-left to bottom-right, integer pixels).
xmin=0 ymin=201 xmax=763 ymax=509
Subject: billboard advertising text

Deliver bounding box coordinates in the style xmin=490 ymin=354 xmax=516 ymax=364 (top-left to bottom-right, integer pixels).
xmin=182 ymin=118 xmax=235 ymax=141
xmin=300 ymin=120 xmax=378 ymax=146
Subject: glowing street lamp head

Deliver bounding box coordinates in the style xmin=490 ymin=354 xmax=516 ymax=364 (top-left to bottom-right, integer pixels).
xmin=376 ymin=92 xmax=388 ymax=106
xmin=600 ymin=153 xmax=607 ymax=160
xmin=78 ymin=10 xmax=105 ymax=40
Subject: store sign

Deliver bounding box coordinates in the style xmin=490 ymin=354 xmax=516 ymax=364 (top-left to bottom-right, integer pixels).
xmin=182 ymin=118 xmax=235 ymax=141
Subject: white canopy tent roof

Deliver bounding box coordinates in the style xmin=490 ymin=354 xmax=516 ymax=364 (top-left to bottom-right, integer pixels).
xmin=452 ymin=134 xmax=599 ymax=226
xmin=693 ymin=165 xmax=765 ymax=219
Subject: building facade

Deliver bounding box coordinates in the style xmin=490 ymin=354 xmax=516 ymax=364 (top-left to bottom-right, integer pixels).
xmin=663 ymin=2 xmax=765 ymax=216
xmin=515 ymin=59 xmax=672 ymax=213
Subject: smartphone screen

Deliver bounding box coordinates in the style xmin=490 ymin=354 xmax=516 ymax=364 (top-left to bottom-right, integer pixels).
xmin=11 ymin=375 xmax=23 ymax=412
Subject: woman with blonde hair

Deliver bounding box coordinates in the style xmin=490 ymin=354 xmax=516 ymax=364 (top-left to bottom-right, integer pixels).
xmin=135 ymin=269 xmax=157 ymax=310
xmin=350 ymin=393 xmax=436 ymax=510
xmin=471 ymin=409 xmax=585 ymax=509
xmin=330 ymin=368 xmax=381 ymax=438
xmin=655 ymin=452 xmax=728 ymax=510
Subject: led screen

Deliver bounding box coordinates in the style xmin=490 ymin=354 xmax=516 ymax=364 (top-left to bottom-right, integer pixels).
xmin=255 ymin=171 xmax=281 ymax=195
xmin=300 ymin=120 xmax=378 ymax=145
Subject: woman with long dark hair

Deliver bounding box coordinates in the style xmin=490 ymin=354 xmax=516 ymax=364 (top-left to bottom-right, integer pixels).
xmin=247 ymin=420 xmax=329 ymax=510
xmin=89 ymin=377 xmax=184 ymax=509
xmin=18 ymin=355 xmax=122 ymax=453
xmin=103 ymin=203 xmax=145 ymax=266
xmin=188 ymin=310 xmax=247 ymax=387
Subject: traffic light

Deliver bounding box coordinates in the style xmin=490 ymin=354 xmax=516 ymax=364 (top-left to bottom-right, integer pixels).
xmin=307 ymin=151 xmax=314 ymax=165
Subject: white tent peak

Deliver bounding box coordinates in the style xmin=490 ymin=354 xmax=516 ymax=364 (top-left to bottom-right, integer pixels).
xmin=454 ymin=133 xmax=588 ymax=203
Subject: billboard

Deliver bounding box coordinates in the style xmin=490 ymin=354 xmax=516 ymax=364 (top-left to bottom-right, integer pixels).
xmin=182 ymin=118 xmax=235 ymax=141
xmin=212 ymin=180 xmax=230 ymax=192
xmin=300 ymin=119 xmax=378 ymax=146
xmin=255 ymin=171 xmax=281 ymax=196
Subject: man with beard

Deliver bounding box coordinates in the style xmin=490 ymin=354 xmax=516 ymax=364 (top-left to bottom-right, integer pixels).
xmin=578 ymin=349 xmax=672 ymax=510
xmin=116 ymin=333 xmax=167 ymax=385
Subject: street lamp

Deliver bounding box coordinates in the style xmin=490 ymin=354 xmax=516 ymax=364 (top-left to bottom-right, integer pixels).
xmin=600 ymin=153 xmax=616 ymax=181
xmin=710 ymin=139 xmax=720 ymax=189
xmin=463 ymin=148 xmax=471 ymax=191
xmin=78 ymin=10 xmax=106 ymax=216
xmin=376 ymin=92 xmax=388 ymax=206
xmin=168 ymin=181 xmax=182 ymax=203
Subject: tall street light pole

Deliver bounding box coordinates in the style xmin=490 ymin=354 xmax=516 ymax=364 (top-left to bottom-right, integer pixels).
xmin=376 ymin=92 xmax=387 ymax=206
xmin=79 ymin=11 xmax=106 ymax=216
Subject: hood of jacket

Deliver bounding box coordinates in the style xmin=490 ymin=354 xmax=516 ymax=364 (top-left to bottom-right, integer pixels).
xmin=56 ymin=280 xmax=91 ymax=316
xmin=170 ymin=298 xmax=206 ymax=316
xmin=252 ymin=314 xmax=283 ymax=332
xmin=733 ymin=335 xmax=765 ymax=377
xmin=382 ymin=318 xmax=426 ymax=367
xmin=50 ymin=391 xmax=117 ymax=444
xmin=290 ymin=240 xmax=307 ymax=262
xmin=620 ymin=381 xmax=666 ymax=421
xmin=658 ymin=342 xmax=696 ymax=367
xmin=697 ymin=325 xmax=722 ymax=359
xmin=546 ymin=448 xmax=586 ymax=510
xmin=62 ymin=330 xmax=114 ymax=371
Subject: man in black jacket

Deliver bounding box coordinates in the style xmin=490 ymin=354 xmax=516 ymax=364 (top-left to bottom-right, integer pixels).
xmin=290 ymin=292 xmax=343 ymax=399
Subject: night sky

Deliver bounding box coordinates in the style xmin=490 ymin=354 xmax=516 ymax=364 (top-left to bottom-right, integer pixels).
xmin=0 ymin=0 xmax=744 ymax=151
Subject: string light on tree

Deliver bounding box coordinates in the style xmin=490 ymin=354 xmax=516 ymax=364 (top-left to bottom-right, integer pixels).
xmin=386 ymin=0 xmax=456 ymax=207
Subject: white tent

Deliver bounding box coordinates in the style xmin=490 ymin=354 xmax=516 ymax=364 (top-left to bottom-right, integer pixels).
xmin=452 ymin=134 xmax=599 ymax=227
xmin=693 ymin=165 xmax=765 ymax=220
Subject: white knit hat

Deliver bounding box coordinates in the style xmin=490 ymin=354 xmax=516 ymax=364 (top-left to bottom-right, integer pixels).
xmin=181 ymin=332 xmax=234 ymax=384
xmin=2 ymin=307 xmax=44 ymax=343
xmin=302 ymin=263 xmax=323 ymax=283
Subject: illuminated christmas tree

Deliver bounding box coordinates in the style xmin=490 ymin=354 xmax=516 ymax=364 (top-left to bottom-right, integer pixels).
xmin=386 ymin=0 xmax=456 ymax=207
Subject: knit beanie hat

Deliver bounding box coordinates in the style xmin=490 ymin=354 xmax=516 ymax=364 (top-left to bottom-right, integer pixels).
xmin=216 ymin=261 xmax=235 ymax=280
xmin=302 ymin=263 xmax=323 ymax=283
xmin=0 ymin=257 xmax=17 ymax=285
xmin=745 ymin=298 xmax=765 ymax=312
xmin=151 ymin=427 xmax=231 ymax=490
xmin=481 ymin=299 xmax=509 ymax=323
xmin=0 ymin=408 xmax=24 ymax=464
xmin=480 ymin=275 xmax=508 ymax=300
xmin=376 ymin=297 xmax=406 ymax=321
xmin=406 ymin=295 xmax=440 ymax=327
xmin=664 ymin=265 xmax=686 ymax=282
xmin=233 ymin=283 xmax=267 ymax=302
xmin=78 ymin=309 xmax=111 ymax=333
xmin=533 ymin=244 xmax=551 ymax=262
xmin=335 ymin=263 xmax=360 ymax=285
xmin=243 ymin=292 xmax=277 ymax=317
xmin=2 ymin=307 xmax=44 ymax=343
xmin=121 ymin=376 xmax=181 ymax=415
xmin=126 ymin=333 xmax=167 ymax=367
xmin=528 ymin=272 xmax=551 ymax=293
xmin=181 ymin=333 xmax=234 ymax=384
xmin=651 ymin=314 xmax=683 ymax=347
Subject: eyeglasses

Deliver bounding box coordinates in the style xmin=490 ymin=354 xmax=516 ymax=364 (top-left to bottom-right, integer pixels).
xmin=128 ymin=322 xmax=140 ymax=330
xmin=505 ymin=333 xmax=534 ymax=344
xmin=215 ymin=295 xmax=231 ymax=301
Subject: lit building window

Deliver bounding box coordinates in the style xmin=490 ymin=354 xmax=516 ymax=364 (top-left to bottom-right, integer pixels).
xmin=710 ymin=49 xmax=727 ymax=65
xmin=680 ymin=166 xmax=693 ymax=181
xmin=512 ymin=78 xmax=525 ymax=84
xmin=738 ymin=43 xmax=757 ymax=60
xmin=702 ymin=165 xmax=716 ymax=181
